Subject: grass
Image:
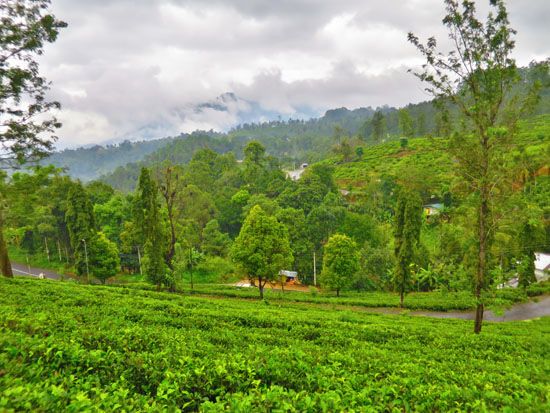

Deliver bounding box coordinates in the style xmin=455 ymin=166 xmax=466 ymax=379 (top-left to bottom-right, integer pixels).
xmin=1 ymin=277 xmax=548 ymax=411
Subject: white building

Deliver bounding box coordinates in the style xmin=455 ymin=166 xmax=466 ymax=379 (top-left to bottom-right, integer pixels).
xmin=535 ymin=252 xmax=550 ymax=282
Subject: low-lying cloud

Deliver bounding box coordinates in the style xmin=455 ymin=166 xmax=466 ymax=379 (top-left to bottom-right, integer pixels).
xmin=38 ymin=0 xmax=550 ymax=148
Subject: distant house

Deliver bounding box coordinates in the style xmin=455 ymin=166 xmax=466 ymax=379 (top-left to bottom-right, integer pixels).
xmin=535 ymin=252 xmax=550 ymax=282
xmin=279 ymin=270 xmax=298 ymax=283
xmin=500 ymin=252 xmax=550 ymax=289
xmin=424 ymin=203 xmax=443 ymax=217
xmin=301 ymin=163 xmax=309 ymax=168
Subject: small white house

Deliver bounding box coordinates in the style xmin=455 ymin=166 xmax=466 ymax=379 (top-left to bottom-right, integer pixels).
xmin=535 ymin=252 xmax=550 ymax=282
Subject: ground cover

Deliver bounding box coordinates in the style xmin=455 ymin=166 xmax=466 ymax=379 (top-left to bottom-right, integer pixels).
xmin=1 ymin=277 xmax=548 ymax=411
xmin=173 ymin=282 xmax=549 ymax=311
xmin=331 ymin=114 xmax=550 ymax=189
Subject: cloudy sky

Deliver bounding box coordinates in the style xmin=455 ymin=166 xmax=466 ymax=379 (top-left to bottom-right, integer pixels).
xmin=40 ymin=0 xmax=550 ymax=148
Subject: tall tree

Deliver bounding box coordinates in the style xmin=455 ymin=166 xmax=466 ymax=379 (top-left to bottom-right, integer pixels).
xmin=0 ymin=0 xmax=66 ymax=277
xmin=408 ymin=0 xmax=540 ymax=332
xmin=157 ymin=163 xmax=182 ymax=270
xmin=370 ymin=110 xmax=386 ymax=142
xmin=137 ymin=168 xmax=166 ymax=289
xmin=394 ymin=188 xmax=422 ymax=307
xmin=65 ymin=182 xmax=96 ymax=278
xmin=398 ymin=108 xmax=414 ymax=138
xmin=320 ymin=234 xmax=359 ymax=297
xmin=231 ymin=205 xmax=292 ymax=299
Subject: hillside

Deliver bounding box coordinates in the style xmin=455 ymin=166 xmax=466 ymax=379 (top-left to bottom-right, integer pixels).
xmin=330 ymin=115 xmax=550 ymax=198
xmin=40 ymin=62 xmax=549 ymax=185
xmin=1 ymin=277 xmax=548 ymax=411
xmin=42 ymin=137 xmax=175 ymax=181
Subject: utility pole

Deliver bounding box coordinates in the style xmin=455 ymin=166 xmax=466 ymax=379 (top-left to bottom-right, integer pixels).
xmin=44 ymin=237 xmax=50 ymax=263
xmin=313 ymin=251 xmax=317 ymax=286
xmin=26 ymin=254 xmax=31 ymax=275
xmin=57 ymin=239 xmax=62 ymax=261
xmin=137 ymin=246 xmax=143 ymax=276
xmin=82 ymin=239 xmax=90 ymax=283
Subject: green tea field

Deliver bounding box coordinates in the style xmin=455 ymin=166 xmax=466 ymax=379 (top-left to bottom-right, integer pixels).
xmin=1 ymin=278 xmax=548 ymax=412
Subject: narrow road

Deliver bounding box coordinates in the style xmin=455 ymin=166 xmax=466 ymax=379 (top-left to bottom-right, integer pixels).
xmin=411 ymin=295 xmax=550 ymax=321
xmin=11 ymin=262 xmax=66 ymax=280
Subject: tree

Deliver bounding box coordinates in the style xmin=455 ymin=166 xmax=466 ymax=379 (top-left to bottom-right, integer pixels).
xmin=516 ymin=204 xmax=545 ymax=288
xmin=370 ymin=110 xmax=386 ymax=142
xmin=320 ymin=234 xmax=359 ymax=297
xmin=65 ymin=182 xmax=96 ymax=278
xmin=398 ymin=108 xmax=414 ymax=138
xmin=394 ymin=188 xmax=422 ymax=307
xmin=408 ymin=0 xmax=540 ymax=332
xmin=276 ymin=208 xmax=313 ymax=284
xmin=0 ymin=0 xmax=66 ymax=277
xmin=231 ymin=205 xmax=292 ymax=299
xmin=137 ymin=168 xmax=167 ymax=289
xmin=202 ymin=219 xmax=230 ymax=257
xmin=0 ymin=173 xmax=10 ymax=276
xmin=157 ymin=163 xmax=182 ymax=270
xmin=88 ymin=232 xmax=119 ymax=284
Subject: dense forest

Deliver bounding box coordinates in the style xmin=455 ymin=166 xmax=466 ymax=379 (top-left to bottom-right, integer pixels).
xmin=3 ymin=110 xmax=549 ymax=292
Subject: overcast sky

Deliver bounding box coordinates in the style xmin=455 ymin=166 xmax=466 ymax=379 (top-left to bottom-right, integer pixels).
xmin=39 ymin=0 xmax=550 ymax=148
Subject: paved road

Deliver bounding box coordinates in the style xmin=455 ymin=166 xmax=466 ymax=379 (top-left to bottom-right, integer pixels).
xmin=11 ymin=262 xmax=66 ymax=280
xmin=410 ymin=295 xmax=550 ymax=321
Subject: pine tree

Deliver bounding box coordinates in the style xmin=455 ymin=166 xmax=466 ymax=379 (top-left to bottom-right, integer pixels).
xmin=137 ymin=168 xmax=166 ymax=289
xmin=65 ymin=182 xmax=96 ymax=278
xmin=394 ymin=188 xmax=422 ymax=307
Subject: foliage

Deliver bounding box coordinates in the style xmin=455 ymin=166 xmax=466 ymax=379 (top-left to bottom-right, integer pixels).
xmin=231 ymin=205 xmax=292 ymax=298
xmin=0 ymin=0 xmax=66 ymax=166
xmin=408 ymin=0 xmax=541 ymax=333
xmin=65 ymin=182 xmax=95 ymax=277
xmin=394 ymin=188 xmax=423 ymax=306
xmin=1 ymin=278 xmax=548 ymax=412
xmin=320 ymin=234 xmax=359 ymax=296
xmin=87 ymin=232 xmax=119 ymax=284
xmin=136 ymin=168 xmax=167 ymax=289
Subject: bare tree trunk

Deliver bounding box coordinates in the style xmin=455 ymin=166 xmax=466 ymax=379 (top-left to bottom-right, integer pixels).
xmin=259 ymin=277 xmax=264 ymax=299
xmin=336 ymin=288 xmax=340 ymax=297
xmin=474 ymin=179 xmax=489 ymax=334
xmin=0 ymin=210 xmax=13 ymax=277
xmin=400 ymin=289 xmax=404 ymax=308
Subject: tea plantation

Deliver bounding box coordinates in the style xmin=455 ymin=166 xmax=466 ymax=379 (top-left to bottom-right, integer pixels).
xmin=1 ymin=278 xmax=548 ymax=412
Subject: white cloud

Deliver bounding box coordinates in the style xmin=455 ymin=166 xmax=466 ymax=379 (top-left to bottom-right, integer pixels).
xmin=37 ymin=0 xmax=550 ymax=148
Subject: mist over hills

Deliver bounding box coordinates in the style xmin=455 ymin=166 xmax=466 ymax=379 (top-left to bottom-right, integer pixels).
xmin=43 ymin=63 xmax=549 ymax=186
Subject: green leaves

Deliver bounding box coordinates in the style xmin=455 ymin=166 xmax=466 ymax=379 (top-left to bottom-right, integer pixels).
xmin=320 ymin=234 xmax=359 ymax=296
xmin=231 ymin=205 xmax=292 ymax=297
xmin=0 ymin=0 xmax=66 ymax=167
xmin=0 ymin=277 xmax=548 ymax=411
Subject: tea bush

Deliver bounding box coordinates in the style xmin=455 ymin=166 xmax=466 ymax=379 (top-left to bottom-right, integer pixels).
xmin=0 ymin=278 xmax=548 ymax=411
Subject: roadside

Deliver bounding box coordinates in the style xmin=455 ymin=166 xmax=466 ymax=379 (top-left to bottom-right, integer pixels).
xmin=11 ymin=262 xmax=67 ymax=280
